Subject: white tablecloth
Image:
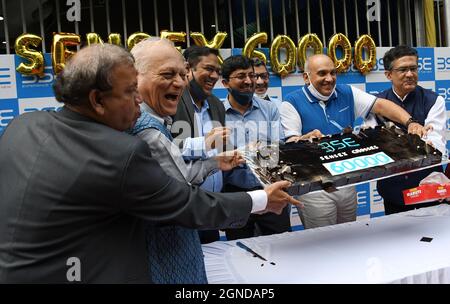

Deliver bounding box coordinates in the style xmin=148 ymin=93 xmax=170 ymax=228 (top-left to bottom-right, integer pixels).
xmin=203 ymin=204 xmax=450 ymax=284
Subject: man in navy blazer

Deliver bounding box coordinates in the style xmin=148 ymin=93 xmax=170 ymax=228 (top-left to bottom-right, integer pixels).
xmin=376 ymin=45 xmax=447 ymax=214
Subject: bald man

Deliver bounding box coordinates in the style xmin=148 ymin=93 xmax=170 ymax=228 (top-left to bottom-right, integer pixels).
xmin=280 ymin=54 xmax=428 ymax=229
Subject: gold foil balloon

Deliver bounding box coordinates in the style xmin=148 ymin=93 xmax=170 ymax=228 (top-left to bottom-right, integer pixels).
xmin=270 ymin=35 xmax=296 ymax=78
xmin=190 ymin=32 xmax=227 ymax=64
xmin=15 ymin=33 xmax=44 ymax=76
xmin=127 ymin=32 xmax=151 ymax=50
xmin=86 ymin=33 xmax=122 ymax=46
xmin=242 ymin=32 xmax=268 ymax=64
xmin=354 ymin=34 xmax=376 ymax=75
xmin=160 ymin=30 xmax=186 ymax=52
xmin=327 ymin=33 xmax=352 ymax=73
xmin=86 ymin=32 xmax=102 ymax=45
xmin=297 ymin=33 xmax=323 ymax=71
xmin=52 ymin=33 xmax=81 ymax=74
xmin=107 ymin=33 xmax=122 ymax=45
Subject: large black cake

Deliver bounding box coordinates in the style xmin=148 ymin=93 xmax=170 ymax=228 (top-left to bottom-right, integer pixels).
xmin=248 ymin=125 xmax=443 ymax=196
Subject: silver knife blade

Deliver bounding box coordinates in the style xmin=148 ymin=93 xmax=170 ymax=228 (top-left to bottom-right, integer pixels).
xmin=236 ymin=241 xmax=267 ymax=261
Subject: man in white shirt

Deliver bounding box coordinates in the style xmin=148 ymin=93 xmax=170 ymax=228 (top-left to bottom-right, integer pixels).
xmin=280 ymin=54 xmax=428 ymax=228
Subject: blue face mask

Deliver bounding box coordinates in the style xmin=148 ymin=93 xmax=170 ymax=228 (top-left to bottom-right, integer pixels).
xmin=227 ymin=88 xmax=254 ymax=106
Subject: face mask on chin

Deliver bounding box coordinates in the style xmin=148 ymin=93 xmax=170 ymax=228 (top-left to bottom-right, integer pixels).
xmin=227 ymin=88 xmax=254 ymax=106
xmin=305 ymin=73 xmax=336 ymax=101
xmin=189 ymin=72 xmax=209 ymax=101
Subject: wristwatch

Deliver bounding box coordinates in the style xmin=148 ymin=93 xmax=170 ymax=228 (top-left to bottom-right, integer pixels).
xmin=405 ymin=117 xmax=419 ymax=129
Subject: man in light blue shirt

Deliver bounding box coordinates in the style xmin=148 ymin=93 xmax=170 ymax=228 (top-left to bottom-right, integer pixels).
xmin=221 ymin=55 xmax=291 ymax=240
xmin=253 ymin=58 xmax=282 ymax=109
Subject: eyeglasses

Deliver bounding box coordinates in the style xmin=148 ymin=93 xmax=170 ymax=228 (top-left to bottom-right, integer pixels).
xmin=201 ymin=65 xmax=221 ymax=76
xmin=390 ymin=66 xmax=418 ymax=74
xmin=228 ymin=73 xmax=257 ymax=81
xmin=255 ymin=72 xmax=269 ymax=80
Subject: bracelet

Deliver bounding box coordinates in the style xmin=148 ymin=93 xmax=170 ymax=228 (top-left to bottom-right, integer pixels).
xmin=405 ymin=117 xmax=419 ymax=129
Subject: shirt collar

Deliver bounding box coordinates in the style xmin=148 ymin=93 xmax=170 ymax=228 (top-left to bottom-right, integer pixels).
xmin=392 ymin=87 xmax=411 ymax=102
xmin=223 ymin=95 xmax=261 ymax=113
xmin=256 ymin=92 xmax=270 ymax=101
xmin=189 ymin=92 xmax=210 ymax=112
xmin=140 ymin=102 xmax=173 ymax=126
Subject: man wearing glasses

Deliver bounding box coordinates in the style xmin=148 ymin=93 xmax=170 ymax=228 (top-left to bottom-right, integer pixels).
xmin=253 ymin=58 xmax=282 ymax=109
xmin=375 ymin=45 xmax=447 ymax=215
xmin=221 ymin=55 xmax=292 ymax=240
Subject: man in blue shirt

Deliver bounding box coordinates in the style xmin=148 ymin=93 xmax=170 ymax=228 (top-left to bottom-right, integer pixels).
xmin=281 ymin=54 xmax=428 ymax=229
xmin=221 ymin=55 xmax=291 ymax=240
xmin=253 ymin=58 xmax=282 ymax=109
xmin=376 ymin=45 xmax=447 ymax=215
xmin=171 ymin=46 xmax=229 ymax=243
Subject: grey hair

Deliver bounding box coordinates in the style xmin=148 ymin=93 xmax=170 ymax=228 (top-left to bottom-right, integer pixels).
xmin=53 ymin=43 xmax=134 ymax=106
xmin=131 ymin=38 xmax=179 ymax=75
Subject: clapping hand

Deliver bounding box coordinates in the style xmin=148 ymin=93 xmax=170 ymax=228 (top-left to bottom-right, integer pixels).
xmin=205 ymin=127 xmax=231 ymax=151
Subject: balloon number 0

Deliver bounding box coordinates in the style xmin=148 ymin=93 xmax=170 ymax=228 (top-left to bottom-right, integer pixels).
xmin=322 ymin=152 xmax=394 ymax=176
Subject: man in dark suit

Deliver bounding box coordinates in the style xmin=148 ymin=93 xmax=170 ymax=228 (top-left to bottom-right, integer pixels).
xmin=171 ymin=46 xmax=229 ymax=243
xmin=0 ymin=44 xmax=300 ymax=283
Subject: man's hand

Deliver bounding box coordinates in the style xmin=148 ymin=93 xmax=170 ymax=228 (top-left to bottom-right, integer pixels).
xmin=264 ymin=181 xmax=302 ymax=214
xmin=215 ymin=150 xmax=245 ymax=171
xmin=205 ymin=127 xmax=230 ymax=151
xmin=286 ymin=129 xmax=324 ymax=143
xmin=407 ymin=122 xmax=428 ymax=138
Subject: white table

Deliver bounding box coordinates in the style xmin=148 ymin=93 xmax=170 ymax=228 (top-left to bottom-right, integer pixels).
xmin=203 ymin=204 xmax=450 ymax=283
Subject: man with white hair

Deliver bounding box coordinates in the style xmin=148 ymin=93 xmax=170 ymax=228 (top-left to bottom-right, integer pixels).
xmin=280 ymin=54 xmax=428 ymax=229
xmin=130 ymin=39 xmax=301 ymax=283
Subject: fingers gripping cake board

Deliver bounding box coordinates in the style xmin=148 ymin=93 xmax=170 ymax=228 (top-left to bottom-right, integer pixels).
xmin=246 ymin=125 xmax=443 ymax=196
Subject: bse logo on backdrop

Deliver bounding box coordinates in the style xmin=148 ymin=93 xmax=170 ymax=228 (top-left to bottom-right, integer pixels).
xmin=436 ymin=80 xmax=450 ymax=108
xmin=367 ymin=48 xmax=434 ymax=83
xmin=0 ymin=55 xmax=17 ymax=99
xmin=15 ymin=53 xmax=55 ymax=99
xmin=369 ymin=181 xmax=385 ymax=216
xmin=365 ymin=47 xmax=390 ymax=83
xmin=356 ymin=183 xmax=370 ymax=216
xmin=0 ymin=99 xmax=19 ymax=134
xmin=435 ymin=47 xmax=450 ymax=80
xmin=18 ymin=97 xmax=62 ymax=114
xmin=416 ymin=48 xmax=434 ymax=81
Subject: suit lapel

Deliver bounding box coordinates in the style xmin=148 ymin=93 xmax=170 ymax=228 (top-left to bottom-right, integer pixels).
xmin=181 ymin=89 xmax=196 ymax=128
xmin=207 ymin=96 xmax=225 ymax=126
